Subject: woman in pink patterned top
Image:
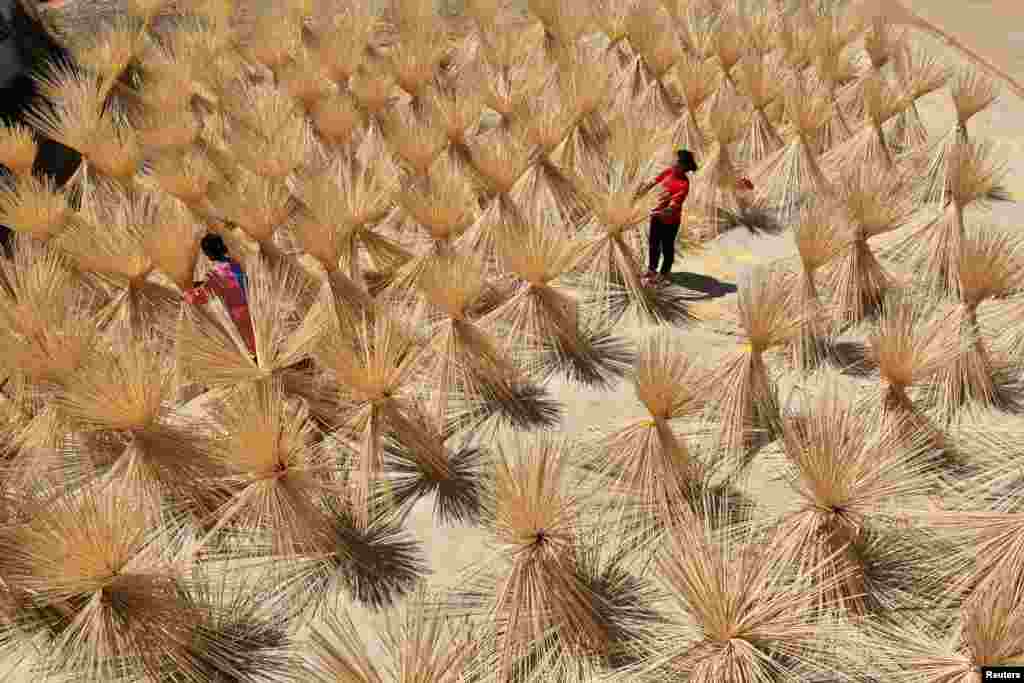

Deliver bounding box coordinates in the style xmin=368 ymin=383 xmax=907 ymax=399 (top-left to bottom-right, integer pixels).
xmin=184 ymin=234 xmax=257 ymax=357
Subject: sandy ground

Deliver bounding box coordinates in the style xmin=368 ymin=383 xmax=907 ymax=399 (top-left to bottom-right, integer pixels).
xmin=3 ymin=0 xmax=1023 ymax=677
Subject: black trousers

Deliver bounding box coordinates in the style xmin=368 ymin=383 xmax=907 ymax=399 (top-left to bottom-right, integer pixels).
xmin=648 ymin=215 xmax=680 ymax=276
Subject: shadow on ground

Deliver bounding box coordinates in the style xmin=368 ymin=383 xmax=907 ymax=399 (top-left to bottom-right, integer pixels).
xmin=714 ymin=205 xmax=786 ymax=237
xmin=666 ymin=272 xmax=738 ymax=299
xmin=827 ymin=340 xmax=877 ymax=377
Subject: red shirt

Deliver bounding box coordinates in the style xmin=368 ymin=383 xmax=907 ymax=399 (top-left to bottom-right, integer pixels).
xmin=652 ymin=167 xmax=690 ymax=224
xmin=184 ymin=259 xmax=257 ymax=356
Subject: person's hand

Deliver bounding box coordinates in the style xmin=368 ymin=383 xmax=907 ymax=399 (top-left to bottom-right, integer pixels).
xmin=736 ymin=177 xmax=754 ymax=192
xmin=184 ymin=285 xmax=210 ymax=305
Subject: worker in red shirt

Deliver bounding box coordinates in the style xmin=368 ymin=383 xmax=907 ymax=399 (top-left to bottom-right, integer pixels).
xmin=184 ymin=234 xmax=258 ymax=358
xmin=640 ymin=149 xmax=698 ymax=287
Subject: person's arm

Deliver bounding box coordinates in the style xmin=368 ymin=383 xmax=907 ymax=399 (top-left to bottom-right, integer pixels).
xmin=184 ymin=287 xmax=209 ymax=305
xmin=183 ymin=282 xmax=211 ymax=305
xmin=184 ymin=273 xmax=221 ymax=305
xmin=636 ymin=169 xmax=669 ymax=198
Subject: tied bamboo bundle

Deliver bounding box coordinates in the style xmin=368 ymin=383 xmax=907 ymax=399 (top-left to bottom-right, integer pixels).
xmin=0 ymin=235 xmax=98 ymax=384
xmin=687 ymin=88 xmax=768 ymax=240
xmin=707 ymin=10 xmax=745 ymax=89
xmin=51 ymin=182 xmax=181 ymax=340
xmin=732 ymin=51 xmax=785 ymax=170
xmin=668 ymin=51 xmax=721 ymax=159
xmin=130 ymin=55 xmax=202 ymax=157
xmin=277 ymin=45 xmax=336 ymax=113
xmin=142 ymin=146 xmax=222 ymax=210
xmin=704 ymin=263 xmax=804 ymax=469
xmin=349 ymin=60 xmax=400 ymax=123
xmin=807 ymin=17 xmax=860 ymax=153
xmin=0 ymin=482 xmax=209 ymax=683
xmin=872 ymin=569 xmax=1024 ymax=681
xmin=0 ymin=236 xmax=102 ymax=477
xmin=313 ymin=304 xmax=423 ymax=517
xmin=737 ymin=2 xmax=781 ymax=58
xmin=636 ymin=499 xmax=871 ymax=682
xmin=460 ymin=125 xmax=535 ymax=266
xmin=922 ymin=464 xmax=1024 ymax=604
xmin=458 ymin=434 xmax=626 ymax=678
xmin=820 ymin=72 xmax=907 ymax=180
xmin=770 ymin=377 xmax=953 ymax=619
xmin=28 ymin=38 xmax=142 ymax=185
xmin=887 ymin=45 xmax=950 ymax=155
xmin=862 ymin=17 xmax=907 ymax=75
xmin=431 ymin=63 xmax=487 ymax=173
xmin=508 ymin=75 xmax=589 ymax=226
xmin=310 ymin=89 xmax=367 ymax=150
xmin=309 ymin=0 xmax=381 ymax=86
xmin=864 ymin=291 xmax=971 ymax=477
xmin=221 ymin=81 xmax=313 ymax=183
xmin=567 ymin=110 xmax=694 ymax=327
xmin=461 ymin=533 xmax=659 ymax=682
xmin=832 ymin=17 xmax=903 ymax=124
xmin=528 ymin=0 xmax=592 ymax=65
xmin=584 ymin=329 xmax=749 ymax=547
xmin=315 ymin=303 xmax=483 ymax=528
xmin=593 ymin=0 xmax=634 ymax=55
xmin=54 ymin=328 xmax=214 ymax=513
xmin=622 ymin=1 xmax=682 ymax=87
xmin=377 ymin=398 xmax=488 ymax=526
xmin=382 ymin=98 xmax=449 ymax=180
xmin=788 ymin=198 xmax=847 ymax=372
xmin=140 ymin=193 xmax=203 ymax=295
xmin=951 ymin=65 xmax=1001 ymax=139
xmin=678 ymin=4 xmax=719 ymax=64
xmin=386 ymin=156 xmax=480 ymax=295
xmin=189 ymin=377 xmax=335 ymax=556
xmin=923 ymin=224 xmax=1024 ymax=424
xmin=822 ymin=168 xmax=914 ymax=326
xmin=481 ymin=206 xmax=634 ymax=388
xmin=884 ymin=138 xmax=1009 ymax=299
xmin=0 ymin=171 xmax=73 ymax=242
xmin=191 ymin=378 xmax=426 ymax=615
xmin=384 ymin=0 xmax=450 ymax=106
xmin=752 ymin=75 xmax=834 ymax=226
xmin=0 ymin=123 xmax=39 ymax=180
xmin=414 ymin=251 xmax=561 ymax=434
xmin=203 ymin=161 xmax=312 ymax=280
xmin=776 ymin=5 xmax=817 ymax=74
xmin=548 ymin=48 xmax=617 ymax=186
xmin=291 ymin=139 xmax=400 ymax=320
xmin=473 ymin=22 xmax=546 ymax=127
xmin=915 ymin=66 xmax=1003 ymax=208
xmin=684 ymin=9 xmax=743 ymax=122
xmin=241 ymin=3 xmax=306 ymax=73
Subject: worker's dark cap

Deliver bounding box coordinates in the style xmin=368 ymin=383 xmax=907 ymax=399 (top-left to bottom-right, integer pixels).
xmin=677 ymin=149 xmax=698 ymax=172
xmin=200 ymin=233 xmax=229 ymax=260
